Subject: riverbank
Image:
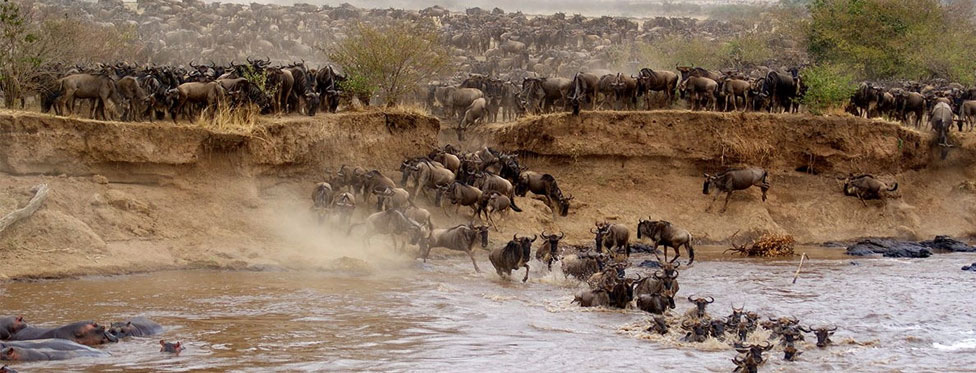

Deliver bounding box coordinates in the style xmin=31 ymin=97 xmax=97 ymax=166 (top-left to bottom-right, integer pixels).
xmin=0 ymin=109 xmax=973 ymax=280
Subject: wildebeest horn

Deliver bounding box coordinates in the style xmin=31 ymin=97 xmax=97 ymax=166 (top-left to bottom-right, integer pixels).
xmin=670 ymin=270 xmax=679 ymax=278
xmin=531 ymin=235 xmax=537 ymax=242
xmin=541 ymin=230 xmax=550 ymax=238
xmin=513 ymin=234 xmax=518 ymax=241
xmin=827 ymin=326 xmax=837 ymax=331
xmin=688 ymin=295 xmax=695 ymax=302
xmin=762 ymin=342 xmax=773 ymax=350
xmin=653 ymin=270 xmax=664 ymax=279
xmin=557 ymin=232 xmax=565 ymax=239
xmin=706 ymin=297 xmax=714 ymax=303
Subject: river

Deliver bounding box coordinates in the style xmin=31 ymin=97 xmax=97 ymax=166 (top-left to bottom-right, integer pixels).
xmin=2 ymin=249 xmax=975 ymax=372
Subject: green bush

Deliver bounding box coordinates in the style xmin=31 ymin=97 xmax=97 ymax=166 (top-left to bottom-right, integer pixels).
xmin=800 ymin=63 xmax=859 ymax=115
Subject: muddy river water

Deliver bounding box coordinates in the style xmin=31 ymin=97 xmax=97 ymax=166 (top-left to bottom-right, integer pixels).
xmin=2 ymin=249 xmax=976 ymax=372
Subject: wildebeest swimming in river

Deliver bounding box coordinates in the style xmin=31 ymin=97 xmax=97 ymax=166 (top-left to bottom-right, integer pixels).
xmin=703 ymin=168 xmax=770 ymax=213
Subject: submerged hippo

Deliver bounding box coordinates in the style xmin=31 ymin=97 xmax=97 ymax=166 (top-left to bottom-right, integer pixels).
xmin=0 ymin=342 xmax=109 ymax=361
xmin=7 ymin=321 xmax=117 ymax=346
xmin=0 ymin=317 xmax=26 ymax=340
xmin=160 ymin=340 xmax=184 ymax=354
xmin=1 ymin=339 xmax=105 ymax=352
xmin=108 ymin=317 xmax=163 ymax=339
xmin=1 ymin=365 xmax=17 ymax=373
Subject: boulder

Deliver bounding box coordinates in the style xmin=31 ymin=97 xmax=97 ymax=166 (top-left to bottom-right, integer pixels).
xmin=845 ymin=239 xmax=932 ymax=258
xmin=919 ymin=236 xmax=976 ymax=252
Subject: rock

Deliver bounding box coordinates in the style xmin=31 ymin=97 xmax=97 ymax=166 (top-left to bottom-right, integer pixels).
xmin=637 ymin=260 xmax=661 ymax=268
xmin=962 ymin=263 xmax=976 ymax=271
xmin=631 ymin=243 xmax=660 ymax=254
xmin=92 ymin=175 xmax=109 ymax=184
xmin=845 ymin=239 xmax=932 ymax=258
xmin=919 ymin=236 xmax=976 ymax=252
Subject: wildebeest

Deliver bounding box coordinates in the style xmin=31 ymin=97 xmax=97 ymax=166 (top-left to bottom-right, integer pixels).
xmin=763 ymin=69 xmax=799 ymax=113
xmin=843 ymin=174 xmax=898 ymax=207
xmin=646 ymin=315 xmax=670 ymax=335
xmin=56 ymin=73 xmax=123 ymax=120
xmin=637 ymin=219 xmax=695 ymax=264
xmin=637 ymin=67 xmax=678 ymax=108
xmin=422 ymin=224 xmax=489 ymax=272
xmin=800 ymin=325 xmax=837 ymax=348
xmin=535 ymin=231 xmax=565 ymax=271
xmin=379 ymin=187 xmax=411 ymax=211
xmin=636 ymin=292 xmax=672 ymax=315
xmin=168 ymin=81 xmax=226 ymax=123
xmin=516 ymin=171 xmax=573 ymax=218
xmin=960 ymin=100 xmax=976 ymax=131
xmin=703 ymin=168 xmax=770 ymax=213
xmin=476 ymin=192 xmax=511 ymax=231
xmin=929 ymin=101 xmax=953 ymax=148
xmin=437 ymin=182 xmax=483 ymax=218
xmin=573 ymin=288 xmax=610 ymax=307
xmin=333 ymin=192 xmax=356 ymax=226
xmin=687 ymin=295 xmax=714 ymax=319
xmin=457 ymin=97 xmax=487 ymax=140
xmin=561 ymin=250 xmax=606 ymax=281
xmin=347 ymin=209 xmax=426 ymax=253
xmin=472 ymin=172 xmax=522 ymax=213
xmin=489 ymin=234 xmax=536 ymax=282
xmin=709 ymin=318 xmax=728 ymax=340
xmin=404 ymin=205 xmax=433 ymax=231
xmin=593 ymin=222 xmax=630 ymax=261
xmin=681 ymin=319 xmax=710 ymax=343
xmin=735 ymin=342 xmax=773 ymax=367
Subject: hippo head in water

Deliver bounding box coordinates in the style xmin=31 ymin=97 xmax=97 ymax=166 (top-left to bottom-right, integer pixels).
xmin=69 ymin=322 xmax=118 ymax=345
xmin=1 ymin=364 xmax=18 ymax=373
xmin=0 ymin=317 xmax=26 ymax=339
xmin=160 ymin=340 xmax=185 ymax=354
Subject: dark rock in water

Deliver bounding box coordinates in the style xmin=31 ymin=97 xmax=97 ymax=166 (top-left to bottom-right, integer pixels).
xmin=845 ymin=239 xmax=932 ymax=258
xmin=849 ymin=261 xmax=860 ymax=266
xmin=919 ymin=236 xmax=976 ymax=252
xmin=962 ymin=263 xmax=976 ymax=271
xmin=630 ymin=243 xmax=660 ymax=254
xmin=638 ymin=260 xmax=662 ymax=268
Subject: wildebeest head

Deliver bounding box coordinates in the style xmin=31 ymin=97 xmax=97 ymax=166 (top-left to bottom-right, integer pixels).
xmin=512 ymin=233 xmax=537 ymax=259
xmin=688 ymin=295 xmax=714 ymax=319
xmin=304 ymin=90 xmax=321 ymax=116
xmin=783 ymin=343 xmax=802 ymax=361
xmin=801 ymin=325 xmax=836 ymax=348
xmin=735 ymin=342 xmax=773 ymax=365
xmin=540 ymin=231 xmax=565 ymax=256
xmin=702 ymin=173 xmax=717 ymax=194
xmin=727 ymin=305 xmax=745 ymax=328
xmin=556 ymin=194 xmax=573 ymax=216
xmin=731 ymin=355 xmax=759 ymax=373
xmin=709 ymin=318 xmax=727 ymax=340
xmin=681 ymin=319 xmax=709 ymax=343
xmin=591 ymin=222 xmax=610 ymax=251
xmin=475 ymin=224 xmax=489 ymax=248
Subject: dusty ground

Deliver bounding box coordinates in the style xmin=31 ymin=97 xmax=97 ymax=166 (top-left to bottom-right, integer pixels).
xmin=0 ymin=109 xmax=973 ymax=280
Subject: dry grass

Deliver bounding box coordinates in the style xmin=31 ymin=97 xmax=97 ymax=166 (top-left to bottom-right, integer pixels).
xmin=191 ymin=104 xmax=262 ymax=134
xmin=725 ymin=232 xmax=796 ymax=257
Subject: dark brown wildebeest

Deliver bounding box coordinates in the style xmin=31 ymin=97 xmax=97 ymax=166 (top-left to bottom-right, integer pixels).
xmin=561 ymin=250 xmax=607 ymax=281
xmin=361 ymin=170 xmax=397 ymax=208
xmin=56 ymin=73 xmax=123 ymax=120
xmin=347 ymin=209 xmax=426 ymax=252
xmin=703 ymin=168 xmax=770 ymax=213
xmin=592 ymin=222 xmax=630 ymax=261
xmin=681 ymin=319 xmax=709 ymax=343
xmin=960 ymin=100 xmax=976 ymax=131
xmin=573 ymin=288 xmax=610 ymax=307
xmin=117 ymin=76 xmax=153 ymax=121
xmin=535 ymin=231 xmax=565 ymax=271
xmin=637 ymin=67 xmax=678 ymax=108
xmin=516 ymin=171 xmax=573 ymax=218
xmin=421 ymin=224 xmax=489 ymax=272
xmin=800 ymin=325 xmax=837 ymax=348
xmin=734 ymin=342 xmax=773 ymax=369
xmin=687 ymin=295 xmax=714 ymax=319
xmin=168 ymin=81 xmax=226 ymax=123
xmin=843 ymin=174 xmax=898 ymax=207
xmin=636 ymin=292 xmax=672 ymax=315
xmin=437 ymin=182 xmax=483 ymax=218
xmin=646 ymin=315 xmax=669 ymax=335
xmin=428 ymin=148 xmax=461 ymax=174
xmin=568 ymin=71 xmax=600 ymax=114
xmin=472 ymin=172 xmax=522 ymax=212
xmin=637 ymin=219 xmax=695 ymax=264
xmin=476 ymin=192 xmax=511 ymax=231
xmin=489 ymin=234 xmax=537 ymax=282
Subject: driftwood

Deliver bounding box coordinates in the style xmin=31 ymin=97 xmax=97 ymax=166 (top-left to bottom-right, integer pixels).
xmin=725 ymin=231 xmax=796 ymax=257
xmin=0 ymin=184 xmax=50 ymax=236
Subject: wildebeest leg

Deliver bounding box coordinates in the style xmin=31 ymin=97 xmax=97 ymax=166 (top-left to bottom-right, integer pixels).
xmin=720 ymin=191 xmax=733 ymax=213
xmin=466 ymin=249 xmax=481 ymax=272
xmin=488 ymin=211 xmax=499 ymax=232
xmin=706 ymin=190 xmax=722 ymax=211
xmin=522 ymin=263 xmax=530 ymax=282
xmin=855 ymin=191 xmax=868 ymax=207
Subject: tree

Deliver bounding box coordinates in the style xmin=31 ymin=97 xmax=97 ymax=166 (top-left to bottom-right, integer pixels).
xmin=327 ymin=20 xmax=451 ymax=107
xmin=0 ymin=0 xmax=37 ymax=108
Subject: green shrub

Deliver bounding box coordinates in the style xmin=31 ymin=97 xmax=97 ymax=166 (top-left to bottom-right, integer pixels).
xmin=800 ymin=63 xmax=859 ymax=115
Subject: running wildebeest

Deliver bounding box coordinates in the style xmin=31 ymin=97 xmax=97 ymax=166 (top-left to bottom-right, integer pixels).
xmin=421 ymin=224 xmax=489 ymax=272
xmin=703 ymin=168 xmax=770 ymax=213
xmin=535 ymin=231 xmax=565 ymax=271
xmin=489 ymin=234 xmax=536 ymax=282
xmin=637 ymin=219 xmax=695 ymax=264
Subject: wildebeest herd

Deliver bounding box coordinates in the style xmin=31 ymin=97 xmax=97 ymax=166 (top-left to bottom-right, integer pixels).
xmin=307 ymin=143 xmax=860 ymax=372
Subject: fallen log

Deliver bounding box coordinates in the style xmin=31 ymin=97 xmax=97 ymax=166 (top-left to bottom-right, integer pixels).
xmin=0 ymin=184 xmax=50 ymax=236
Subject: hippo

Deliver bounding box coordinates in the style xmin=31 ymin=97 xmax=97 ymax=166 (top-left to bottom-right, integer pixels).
xmin=1 ymin=365 xmax=16 ymax=373
xmin=108 ymin=317 xmax=163 ymax=339
xmin=7 ymin=321 xmax=118 ymax=346
xmin=0 ymin=343 xmax=109 ymax=361
xmin=1 ymin=339 xmax=105 ymax=352
xmin=160 ymin=340 xmax=184 ymax=354
xmin=0 ymin=317 xmax=26 ymax=340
